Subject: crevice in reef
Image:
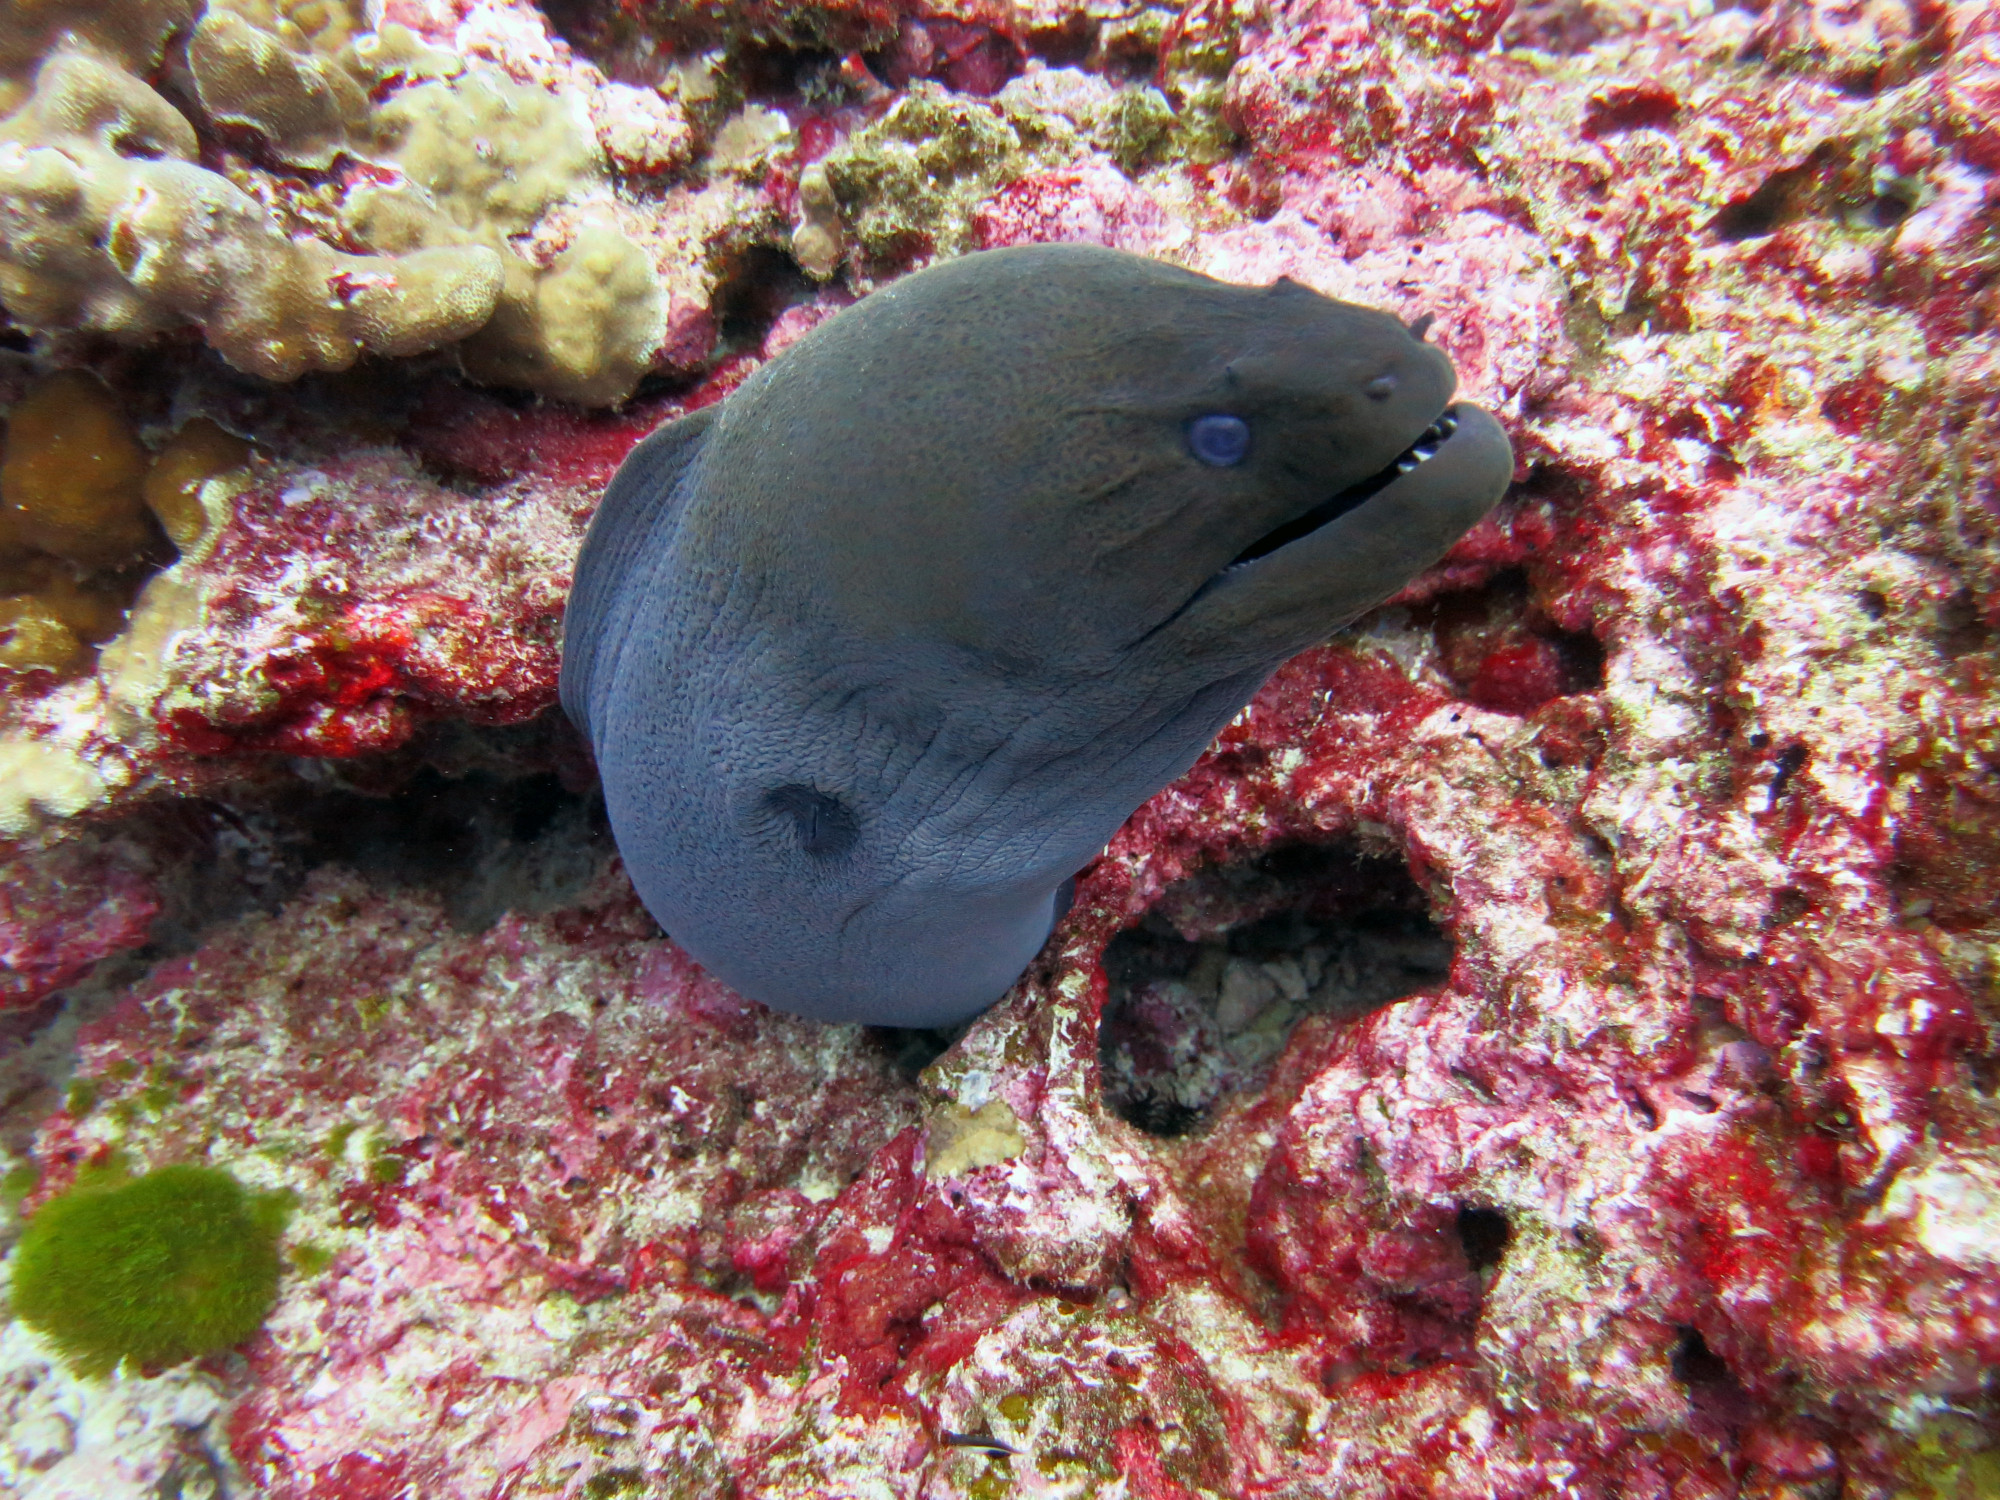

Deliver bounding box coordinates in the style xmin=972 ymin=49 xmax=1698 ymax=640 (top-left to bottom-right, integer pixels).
xmin=2 ymin=717 xmax=614 ymax=1165
xmin=1420 ymin=568 xmax=1605 ymax=715
xmin=1671 ymin=1325 xmax=1755 ymax=1439
xmin=287 ymin=764 xmax=610 ymax=934
xmin=711 ymin=243 xmax=820 ymax=355
xmin=1934 ymin=587 xmax=1996 ymax=661
xmin=1707 ymin=143 xmax=1849 ymax=242
xmin=537 ymin=0 xmax=694 ymax=86
xmin=1099 ymin=839 xmax=1451 ymax=1137
xmin=1455 ymin=1205 xmax=1512 ymax=1274
xmin=137 ymin=715 xmax=613 ymax=952
xmin=867 ymin=1022 xmax=967 ymax=1083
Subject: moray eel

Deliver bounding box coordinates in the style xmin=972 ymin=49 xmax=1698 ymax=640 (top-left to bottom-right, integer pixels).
xmin=563 ymin=244 xmax=1512 ymax=1027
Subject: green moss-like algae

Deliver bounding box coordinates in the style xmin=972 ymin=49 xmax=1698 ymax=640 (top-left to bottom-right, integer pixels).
xmin=10 ymin=1163 xmax=289 ymax=1376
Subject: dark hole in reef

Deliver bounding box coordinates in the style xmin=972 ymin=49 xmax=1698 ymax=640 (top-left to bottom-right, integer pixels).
xmin=57 ymin=719 xmax=611 ymax=972
xmin=1099 ymin=839 xmax=1451 ymax=1137
xmin=1420 ymin=570 xmax=1605 ymax=715
xmin=1712 ymin=177 xmax=1792 ymax=240
xmin=294 ymin=764 xmax=609 ymax=931
xmin=1766 ymin=741 xmax=1809 ymax=807
xmin=732 ymin=41 xmax=847 ymax=101
xmin=1765 ymin=887 xmax=1811 ymax=930
xmin=1935 ymin=588 xmax=1994 ymax=659
xmin=1867 ymin=182 xmax=1919 ymax=227
xmin=1671 ymin=1326 xmax=1740 ymax=1390
xmin=1709 ymin=150 xmax=1831 ymax=241
xmin=712 ymin=244 xmax=818 ymax=354
xmin=539 ymin=0 xmax=681 ymax=86
xmin=1970 ymin=1051 xmax=2000 ymax=1097
xmin=1622 ymin=1086 xmax=1661 ymax=1130
xmin=1455 ymin=1206 xmax=1512 ymax=1273
xmin=1027 ymin=13 xmax=1099 ymax=68
xmin=866 ymin=1023 xmax=965 ymax=1083
xmin=1670 ymin=1326 xmax=1754 ymax=1430
xmin=623 ymin=366 xmax=712 ymax=410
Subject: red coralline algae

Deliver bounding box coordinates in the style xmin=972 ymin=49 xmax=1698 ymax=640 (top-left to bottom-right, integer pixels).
xmin=0 ymin=835 xmax=158 ymax=1012
xmin=875 ymin=16 xmax=1027 ymax=94
xmin=1 ymin=0 xmax=1998 ymax=1494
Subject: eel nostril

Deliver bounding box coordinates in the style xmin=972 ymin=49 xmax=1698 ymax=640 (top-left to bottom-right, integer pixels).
xmin=1408 ymin=312 xmax=1435 ymax=340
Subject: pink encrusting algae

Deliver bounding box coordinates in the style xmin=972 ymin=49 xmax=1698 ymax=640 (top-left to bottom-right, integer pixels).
xmin=0 ymin=0 xmax=1997 ymax=1493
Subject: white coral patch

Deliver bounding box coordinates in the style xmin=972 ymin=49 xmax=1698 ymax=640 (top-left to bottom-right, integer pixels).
xmin=1875 ymin=1155 xmax=2000 ymax=1268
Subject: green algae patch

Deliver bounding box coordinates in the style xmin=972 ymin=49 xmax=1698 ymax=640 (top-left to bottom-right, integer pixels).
xmin=11 ymin=1164 xmax=290 ymax=1376
xmin=0 ymin=1162 xmax=38 ymax=1205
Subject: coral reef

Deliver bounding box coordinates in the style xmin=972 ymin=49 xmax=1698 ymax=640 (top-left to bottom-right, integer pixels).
xmin=0 ymin=0 xmax=1997 ymax=1492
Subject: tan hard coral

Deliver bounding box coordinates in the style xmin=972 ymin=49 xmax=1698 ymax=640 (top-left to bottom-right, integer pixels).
xmin=142 ymin=418 xmax=252 ymax=552
xmin=372 ymin=71 xmax=601 ymax=236
xmin=353 ymin=69 xmax=667 ymax=405
xmin=0 ymin=48 xmax=504 ymax=381
xmin=188 ymin=1 xmax=370 ymax=170
xmin=0 ymin=371 xmax=153 ymax=571
xmin=0 ymin=371 xmax=236 ymax=678
xmin=459 ymin=225 xmax=667 ymax=408
xmin=0 ymin=0 xmax=194 ymax=81
xmin=0 ymin=0 xmax=671 ymax=406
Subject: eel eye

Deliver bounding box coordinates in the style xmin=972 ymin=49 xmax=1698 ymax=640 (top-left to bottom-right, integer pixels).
xmin=1187 ymin=413 xmax=1250 ymax=467
xmin=763 ymin=784 xmax=859 ymax=859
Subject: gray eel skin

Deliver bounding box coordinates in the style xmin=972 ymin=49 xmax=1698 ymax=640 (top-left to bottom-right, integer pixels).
xmin=562 ymin=244 xmax=1513 ymax=1027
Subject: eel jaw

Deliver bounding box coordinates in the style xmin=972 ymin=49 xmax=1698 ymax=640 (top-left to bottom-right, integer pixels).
xmin=1228 ymin=405 xmax=1476 ymax=569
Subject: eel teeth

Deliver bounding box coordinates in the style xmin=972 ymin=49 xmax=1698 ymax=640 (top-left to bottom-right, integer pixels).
xmin=1391 ymin=405 xmax=1460 ymax=471
xmin=1221 ymin=406 xmax=1470 ymax=570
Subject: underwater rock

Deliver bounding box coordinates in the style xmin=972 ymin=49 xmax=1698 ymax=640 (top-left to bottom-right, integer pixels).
xmin=0 ymin=0 xmax=1996 ymax=1494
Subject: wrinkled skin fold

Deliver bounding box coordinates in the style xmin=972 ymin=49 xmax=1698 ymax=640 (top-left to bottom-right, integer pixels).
xmin=563 ymin=244 xmax=1514 ymax=1026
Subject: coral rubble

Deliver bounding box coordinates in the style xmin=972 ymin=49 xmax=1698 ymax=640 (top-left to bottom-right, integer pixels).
xmin=1 ymin=0 xmax=1997 ymax=1493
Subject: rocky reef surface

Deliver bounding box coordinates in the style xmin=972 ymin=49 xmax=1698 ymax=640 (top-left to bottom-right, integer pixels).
xmin=1 ymin=0 xmax=1997 ymax=1494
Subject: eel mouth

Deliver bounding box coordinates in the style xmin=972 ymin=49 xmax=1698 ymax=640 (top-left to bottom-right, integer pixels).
xmin=1228 ymin=406 xmax=1464 ymax=568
